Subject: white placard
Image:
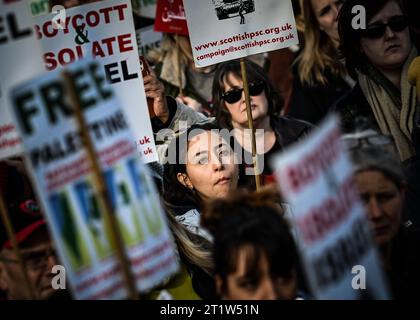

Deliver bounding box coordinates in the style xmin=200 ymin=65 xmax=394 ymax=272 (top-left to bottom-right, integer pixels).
xmin=272 ymin=115 xmax=390 ymax=299
xmin=183 ymin=0 xmax=299 ymax=67
xmin=33 ymin=0 xmax=158 ymax=163
xmin=135 ymin=24 xmax=162 ymax=57
xmin=10 ymin=59 xmax=179 ymax=299
xmin=0 ymin=0 xmax=44 ymax=159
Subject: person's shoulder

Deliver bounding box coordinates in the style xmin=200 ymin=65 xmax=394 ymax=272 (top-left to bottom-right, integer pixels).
xmin=274 ymin=115 xmax=314 ymax=133
xmin=272 ymin=115 xmax=314 ymax=145
xmin=398 ymin=224 xmax=420 ymax=245
xmin=332 ymin=82 xmax=375 ymax=132
xmin=333 ymin=82 xmax=365 ymax=111
xmin=391 ymin=224 xmax=420 ymax=269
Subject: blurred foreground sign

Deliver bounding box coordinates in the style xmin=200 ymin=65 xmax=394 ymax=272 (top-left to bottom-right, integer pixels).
xmin=10 ymin=59 xmax=179 ymax=299
xmin=33 ymin=0 xmax=158 ymax=163
xmin=0 ymin=0 xmax=44 ymax=159
xmin=272 ymin=115 xmax=390 ymax=299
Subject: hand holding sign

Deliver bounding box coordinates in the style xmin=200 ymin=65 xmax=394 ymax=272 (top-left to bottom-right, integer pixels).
xmin=34 ymin=0 xmax=159 ymax=163
xmin=176 ymin=95 xmax=203 ymax=113
xmin=142 ymin=59 xmax=170 ymax=123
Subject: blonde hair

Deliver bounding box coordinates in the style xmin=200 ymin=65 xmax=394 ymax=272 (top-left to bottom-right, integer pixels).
xmin=166 ymin=211 xmax=213 ymax=276
xmin=295 ymin=0 xmax=345 ymax=86
xmin=147 ymin=34 xmax=194 ymax=67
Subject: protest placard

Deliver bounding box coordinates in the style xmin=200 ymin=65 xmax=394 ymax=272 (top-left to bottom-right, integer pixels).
xmin=10 ymin=59 xmax=179 ymax=299
xmin=29 ymin=0 xmax=50 ymax=16
xmin=272 ymin=115 xmax=390 ymax=299
xmin=33 ymin=0 xmax=158 ymax=163
xmin=183 ymin=0 xmax=299 ymax=67
xmin=136 ymin=23 xmax=162 ymax=57
xmin=135 ymin=0 xmax=157 ymax=18
xmin=0 ymin=0 xmax=45 ymax=160
xmin=154 ymin=0 xmax=188 ymax=35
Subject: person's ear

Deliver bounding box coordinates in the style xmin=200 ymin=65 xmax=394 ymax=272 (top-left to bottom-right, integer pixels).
xmin=177 ymin=173 xmax=194 ymax=190
xmin=0 ymin=262 xmax=9 ymax=292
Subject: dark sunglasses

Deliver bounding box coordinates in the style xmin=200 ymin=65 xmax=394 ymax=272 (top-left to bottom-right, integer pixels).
xmin=221 ymin=81 xmax=265 ymax=104
xmin=344 ymin=134 xmax=393 ymax=150
xmin=361 ymin=15 xmax=409 ymax=39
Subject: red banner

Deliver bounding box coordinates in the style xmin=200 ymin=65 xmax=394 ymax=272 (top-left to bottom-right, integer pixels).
xmin=154 ymin=0 xmax=189 ymax=35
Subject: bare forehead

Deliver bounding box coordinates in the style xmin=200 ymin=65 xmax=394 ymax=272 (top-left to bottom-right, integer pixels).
xmin=355 ymin=170 xmax=398 ymax=189
xmin=188 ymin=131 xmax=226 ymax=151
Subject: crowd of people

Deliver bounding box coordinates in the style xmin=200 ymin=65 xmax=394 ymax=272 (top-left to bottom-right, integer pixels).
xmin=1 ymin=0 xmax=420 ymax=300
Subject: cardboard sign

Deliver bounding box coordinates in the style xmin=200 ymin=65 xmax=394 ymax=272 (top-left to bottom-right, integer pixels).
xmin=29 ymin=0 xmax=50 ymax=16
xmin=183 ymin=0 xmax=299 ymax=67
xmin=136 ymin=24 xmax=163 ymax=57
xmin=0 ymin=0 xmax=45 ymax=159
xmin=10 ymin=59 xmax=179 ymax=299
xmin=135 ymin=0 xmax=157 ymax=18
xmin=33 ymin=0 xmax=158 ymax=163
xmin=272 ymin=116 xmax=390 ymax=299
xmin=154 ymin=0 xmax=188 ymax=35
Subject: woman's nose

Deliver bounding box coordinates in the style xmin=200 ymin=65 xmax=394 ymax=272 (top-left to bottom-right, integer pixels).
xmin=368 ymin=197 xmax=383 ymax=219
xmin=384 ymin=25 xmax=396 ymax=39
xmin=241 ymin=90 xmax=247 ymax=103
xmin=212 ymin=155 xmax=223 ymax=170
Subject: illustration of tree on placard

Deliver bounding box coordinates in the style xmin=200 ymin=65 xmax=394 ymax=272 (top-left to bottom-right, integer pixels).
xmin=49 ymin=190 xmax=90 ymax=269
xmin=104 ymin=165 xmax=145 ymax=246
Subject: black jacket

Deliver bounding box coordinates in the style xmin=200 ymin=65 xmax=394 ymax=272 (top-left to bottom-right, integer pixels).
xmin=289 ymin=69 xmax=352 ymax=125
xmin=238 ymin=116 xmax=313 ymax=188
xmin=333 ymin=82 xmax=379 ymax=133
xmin=388 ymin=225 xmax=420 ymax=299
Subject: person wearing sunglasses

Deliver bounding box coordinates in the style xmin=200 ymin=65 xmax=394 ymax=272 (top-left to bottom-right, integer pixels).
xmin=147 ymin=58 xmax=312 ymax=188
xmin=342 ymin=129 xmax=395 ymax=151
xmin=335 ymin=0 xmax=418 ymax=165
xmin=211 ymin=59 xmax=313 ymax=188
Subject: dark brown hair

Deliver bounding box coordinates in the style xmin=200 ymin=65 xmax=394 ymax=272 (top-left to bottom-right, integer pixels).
xmin=212 ymin=59 xmax=283 ymax=130
xmin=338 ymin=0 xmax=407 ymax=78
xmin=201 ymin=188 xmax=298 ymax=296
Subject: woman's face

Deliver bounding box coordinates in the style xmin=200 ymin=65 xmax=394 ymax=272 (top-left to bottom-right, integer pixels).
xmin=217 ymin=246 xmax=296 ymax=300
xmin=360 ymin=1 xmax=411 ymax=73
xmin=355 ymin=170 xmax=404 ymax=247
xmin=310 ymin=0 xmax=343 ymax=47
xmin=222 ymin=73 xmax=269 ymax=129
xmin=179 ymin=131 xmax=238 ymax=201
